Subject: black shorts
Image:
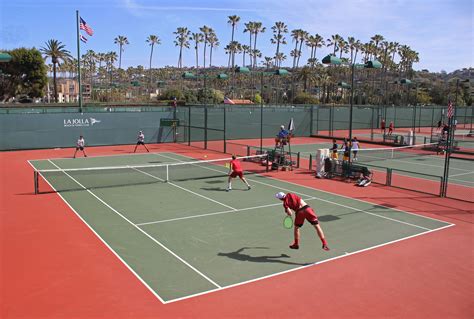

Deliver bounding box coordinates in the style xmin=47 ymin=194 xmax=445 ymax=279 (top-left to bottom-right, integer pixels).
xmin=137 ymin=141 xmax=145 ymax=145
xmin=76 ymin=146 xmax=84 ymax=151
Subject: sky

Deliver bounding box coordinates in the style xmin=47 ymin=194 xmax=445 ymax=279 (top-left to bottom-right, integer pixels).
xmin=0 ymin=0 xmax=472 ymax=72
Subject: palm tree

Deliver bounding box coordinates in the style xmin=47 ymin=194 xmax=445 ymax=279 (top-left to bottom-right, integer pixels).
xmin=228 ymin=15 xmax=240 ymax=68
xmin=40 ymin=39 xmax=72 ymax=102
xmin=370 ymin=34 xmax=384 ymax=60
xmin=243 ymin=22 xmax=254 ymax=67
xmin=207 ymin=30 xmax=219 ymax=67
xmin=200 ymin=25 xmax=212 ymax=68
xmin=146 ymin=35 xmax=161 ymax=87
xmin=327 ymin=34 xmax=342 ymax=56
xmin=271 ymin=22 xmax=288 ymax=63
xmin=191 ymin=32 xmax=204 ymax=68
xmin=275 ymin=52 xmax=287 ymax=68
xmin=174 ymin=27 xmax=191 ymax=68
xmin=105 ymin=51 xmax=118 ymax=84
xmin=252 ymin=22 xmax=265 ymax=67
xmin=114 ymin=35 xmax=129 ymax=69
xmin=296 ymin=30 xmax=308 ymax=67
xmin=263 ymin=56 xmax=273 ymax=69
xmin=242 ymin=45 xmax=251 ymax=66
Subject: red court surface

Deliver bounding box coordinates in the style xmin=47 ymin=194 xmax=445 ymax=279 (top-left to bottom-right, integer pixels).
xmin=1 ymin=142 xmax=473 ymax=318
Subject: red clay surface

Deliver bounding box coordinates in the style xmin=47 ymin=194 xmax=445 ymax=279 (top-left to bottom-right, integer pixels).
xmin=1 ymin=141 xmax=473 ymax=319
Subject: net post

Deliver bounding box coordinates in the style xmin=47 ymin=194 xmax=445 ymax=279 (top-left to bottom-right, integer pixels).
xmin=439 ymin=177 xmax=444 ymax=197
xmin=296 ymin=152 xmax=300 ymax=168
xmin=246 ymin=145 xmax=250 ymax=157
xmin=166 ymin=165 xmax=169 ymax=182
xmin=386 ymin=168 xmax=392 ymax=186
xmin=265 ymin=153 xmax=270 ymax=172
xmin=34 ymin=170 xmax=38 ymax=194
xmin=309 ymin=154 xmax=312 ymax=171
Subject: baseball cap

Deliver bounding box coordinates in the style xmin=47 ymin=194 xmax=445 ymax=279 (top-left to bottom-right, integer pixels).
xmin=275 ymin=192 xmax=286 ymax=199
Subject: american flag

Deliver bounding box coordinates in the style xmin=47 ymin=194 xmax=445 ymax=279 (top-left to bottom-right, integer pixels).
xmin=447 ymin=100 xmax=454 ymax=118
xmin=80 ymin=34 xmax=88 ymax=43
xmin=80 ymin=17 xmax=94 ymax=36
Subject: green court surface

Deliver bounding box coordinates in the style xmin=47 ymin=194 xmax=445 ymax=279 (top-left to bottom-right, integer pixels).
xmin=29 ymin=152 xmax=452 ymax=303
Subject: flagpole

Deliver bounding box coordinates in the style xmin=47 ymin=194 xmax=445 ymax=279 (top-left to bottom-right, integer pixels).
xmin=76 ymin=10 xmax=83 ymax=113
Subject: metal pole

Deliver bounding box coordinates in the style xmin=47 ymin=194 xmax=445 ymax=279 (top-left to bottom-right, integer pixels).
xmin=348 ymin=63 xmax=355 ymax=161
xmin=223 ymin=107 xmax=227 ymax=153
xmin=441 ymin=80 xmax=459 ymax=197
xmin=76 ymin=11 xmax=83 ymax=113
xmin=204 ymin=105 xmax=208 ymax=149
xmin=188 ymin=106 xmax=191 ymax=146
xmin=260 ymin=72 xmax=264 ymax=152
xmin=310 ymin=105 xmax=314 ymax=136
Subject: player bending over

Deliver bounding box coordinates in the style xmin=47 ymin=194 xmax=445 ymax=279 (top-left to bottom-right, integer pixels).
xmin=73 ymin=135 xmax=87 ymax=158
xmin=134 ymin=131 xmax=149 ymax=153
xmin=227 ymin=155 xmax=251 ymax=191
xmin=275 ymin=192 xmax=329 ymax=251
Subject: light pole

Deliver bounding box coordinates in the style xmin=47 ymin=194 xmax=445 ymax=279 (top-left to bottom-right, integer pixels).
xmin=235 ymin=67 xmax=290 ymax=152
xmin=323 ymin=55 xmax=381 ymax=160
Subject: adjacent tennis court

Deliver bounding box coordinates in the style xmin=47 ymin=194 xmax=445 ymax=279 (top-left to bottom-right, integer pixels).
xmin=29 ymin=152 xmax=453 ymax=303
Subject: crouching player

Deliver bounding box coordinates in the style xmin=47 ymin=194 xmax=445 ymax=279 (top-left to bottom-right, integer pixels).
xmin=276 ymin=192 xmax=329 ymax=251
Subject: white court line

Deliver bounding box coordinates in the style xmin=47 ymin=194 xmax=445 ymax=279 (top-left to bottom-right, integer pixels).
xmin=136 ymin=197 xmax=317 ymax=226
xmin=130 ymin=167 xmax=236 ymax=211
xmin=159 ymin=152 xmax=455 ymax=226
xmin=26 ymin=160 xmax=166 ymax=304
xmin=449 ymin=171 xmax=474 ymax=178
xmin=155 ymin=153 xmax=436 ymax=231
xmin=29 ymin=150 xmax=174 ymax=161
xmin=46 ymin=159 xmax=222 ymax=290
xmin=164 ymin=223 xmax=454 ymax=304
xmin=29 ymin=154 xmax=455 ymax=304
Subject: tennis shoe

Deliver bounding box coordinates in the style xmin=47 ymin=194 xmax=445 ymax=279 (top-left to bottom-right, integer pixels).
xmin=322 ymin=244 xmax=330 ymax=251
xmin=289 ymin=243 xmax=299 ymax=249
xmin=247 ymin=185 xmax=251 ymax=190
xmin=226 ymin=188 xmax=231 ymax=192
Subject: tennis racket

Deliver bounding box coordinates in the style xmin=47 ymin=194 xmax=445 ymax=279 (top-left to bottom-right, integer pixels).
xmin=283 ymin=216 xmax=293 ymax=229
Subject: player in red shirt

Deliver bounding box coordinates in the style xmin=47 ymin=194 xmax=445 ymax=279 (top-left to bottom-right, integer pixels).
xmin=276 ymin=192 xmax=329 ymax=251
xmin=227 ymin=155 xmax=251 ymax=191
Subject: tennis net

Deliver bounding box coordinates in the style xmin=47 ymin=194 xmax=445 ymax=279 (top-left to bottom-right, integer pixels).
xmin=34 ymin=154 xmax=269 ymax=194
xmin=332 ymin=143 xmax=439 ymax=163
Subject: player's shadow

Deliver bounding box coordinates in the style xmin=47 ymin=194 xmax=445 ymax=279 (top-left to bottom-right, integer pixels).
xmin=217 ymin=247 xmax=310 ymax=266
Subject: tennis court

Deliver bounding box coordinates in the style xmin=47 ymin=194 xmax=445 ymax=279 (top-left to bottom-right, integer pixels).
xmin=29 ymin=151 xmax=452 ymax=303
xmin=243 ymin=141 xmax=473 ymax=188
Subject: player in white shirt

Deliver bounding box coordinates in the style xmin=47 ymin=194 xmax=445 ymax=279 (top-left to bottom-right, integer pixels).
xmin=73 ymin=135 xmax=87 ymax=158
xmin=134 ymin=130 xmax=149 ymax=153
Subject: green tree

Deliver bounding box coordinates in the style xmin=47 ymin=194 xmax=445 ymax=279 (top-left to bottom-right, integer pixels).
xmin=40 ymin=39 xmax=72 ymax=102
xmin=114 ymin=35 xmax=129 ymax=69
xmin=0 ymin=48 xmax=48 ymax=100
xmin=146 ymin=35 xmax=161 ymax=87
xmin=174 ymin=27 xmax=191 ymax=68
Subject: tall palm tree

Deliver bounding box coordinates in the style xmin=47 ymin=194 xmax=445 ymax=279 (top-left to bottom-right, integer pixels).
xmin=263 ymin=56 xmax=273 ymax=69
xmin=370 ymin=34 xmax=384 ymax=60
xmin=296 ymin=30 xmax=308 ymax=67
xmin=275 ymin=52 xmax=287 ymax=67
xmin=271 ymin=22 xmax=288 ymax=63
xmin=327 ymin=34 xmax=342 ymax=56
xmin=192 ymin=32 xmax=204 ymax=68
xmin=174 ymin=27 xmax=191 ymax=68
xmin=241 ymin=45 xmax=251 ymax=66
xmin=105 ymin=51 xmax=118 ymax=84
xmin=200 ymin=25 xmax=212 ymax=68
xmin=114 ymin=35 xmax=129 ymax=69
xmin=207 ymin=30 xmax=219 ymax=67
xmin=40 ymin=39 xmax=72 ymax=102
xmin=228 ymin=15 xmax=240 ymax=68
xmin=227 ymin=15 xmax=240 ymax=42
xmin=146 ymin=35 xmax=161 ymax=88
xmin=243 ymin=22 xmax=254 ymax=67
xmin=252 ymin=22 xmax=265 ymax=67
